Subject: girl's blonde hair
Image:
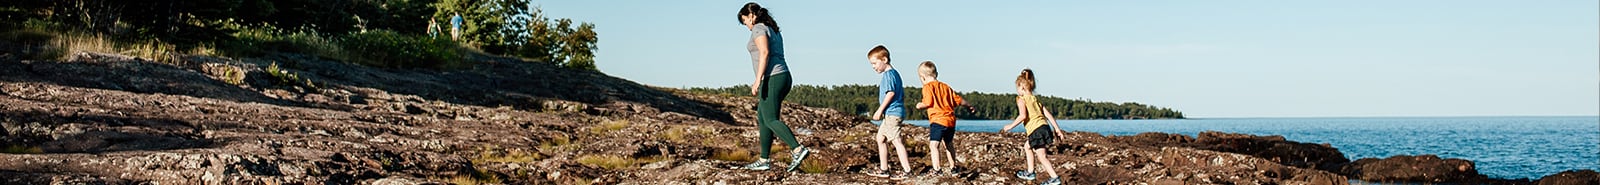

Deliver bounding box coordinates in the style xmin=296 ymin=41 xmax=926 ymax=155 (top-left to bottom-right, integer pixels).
xmin=1016 ymin=68 xmax=1035 ymax=91
xmin=918 ymin=60 xmax=938 ymax=78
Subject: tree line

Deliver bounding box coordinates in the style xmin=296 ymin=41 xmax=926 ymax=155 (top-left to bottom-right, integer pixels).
xmin=686 ymin=84 xmax=1185 ymax=120
xmin=1 ymin=0 xmax=597 ymax=70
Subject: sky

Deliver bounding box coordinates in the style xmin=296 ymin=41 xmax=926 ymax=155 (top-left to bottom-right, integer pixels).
xmin=535 ymin=0 xmax=1599 ymax=118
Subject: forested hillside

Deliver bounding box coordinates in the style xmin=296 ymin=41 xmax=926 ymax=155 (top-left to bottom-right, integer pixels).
xmin=687 ymin=84 xmax=1185 ymax=120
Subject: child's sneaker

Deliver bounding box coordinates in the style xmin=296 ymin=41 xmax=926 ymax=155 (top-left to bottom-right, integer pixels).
xmin=1041 ymin=176 xmax=1061 ymax=185
xmin=1015 ymin=170 xmax=1036 ymax=180
xmin=924 ymin=168 xmax=943 ymax=177
xmin=786 ymin=146 xmax=811 ymax=172
xmin=889 ymin=171 xmax=909 ymax=180
xmin=866 ymin=169 xmax=891 ymax=178
xmin=741 ymin=158 xmax=771 ymax=171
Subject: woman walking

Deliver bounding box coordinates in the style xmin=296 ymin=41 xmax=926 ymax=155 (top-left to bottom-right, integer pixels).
xmin=736 ymin=2 xmax=810 ymax=172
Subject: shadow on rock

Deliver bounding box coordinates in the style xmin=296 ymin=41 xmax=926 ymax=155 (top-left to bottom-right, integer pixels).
xmin=1 ymin=109 xmax=210 ymax=153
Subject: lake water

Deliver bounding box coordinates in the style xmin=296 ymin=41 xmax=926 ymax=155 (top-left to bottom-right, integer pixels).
xmin=884 ymin=116 xmax=1598 ymax=180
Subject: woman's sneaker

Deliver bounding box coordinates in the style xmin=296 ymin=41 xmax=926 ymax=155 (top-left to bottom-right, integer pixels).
xmin=742 ymin=158 xmax=772 ymax=171
xmin=1015 ymin=170 xmax=1037 ymax=180
xmin=1041 ymin=176 xmax=1062 ymax=185
xmin=866 ymin=169 xmax=891 ymax=178
xmin=786 ymin=146 xmax=811 ymax=172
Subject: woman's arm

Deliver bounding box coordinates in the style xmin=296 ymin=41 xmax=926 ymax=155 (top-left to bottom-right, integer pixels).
xmin=751 ymin=34 xmax=769 ymax=96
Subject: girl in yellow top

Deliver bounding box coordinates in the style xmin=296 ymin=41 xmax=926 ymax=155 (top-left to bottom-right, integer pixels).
xmin=999 ymin=69 xmax=1067 ymax=185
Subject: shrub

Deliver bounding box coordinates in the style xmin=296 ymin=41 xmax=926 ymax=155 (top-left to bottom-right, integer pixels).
xmin=339 ymin=30 xmax=465 ymax=69
xmin=265 ymin=62 xmax=318 ymax=91
xmin=1 ymin=145 xmax=43 ymax=154
xmin=0 ymin=30 xmax=66 ymax=60
xmin=2 ymin=29 xmax=179 ymax=63
xmin=225 ymin=27 xmax=344 ymax=60
xmin=219 ymin=65 xmax=246 ymax=85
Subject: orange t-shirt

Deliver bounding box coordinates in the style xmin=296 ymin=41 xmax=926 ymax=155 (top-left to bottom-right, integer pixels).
xmin=921 ymin=81 xmax=964 ymax=127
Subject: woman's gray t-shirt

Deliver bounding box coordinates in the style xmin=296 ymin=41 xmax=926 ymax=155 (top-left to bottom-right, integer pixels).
xmin=748 ymin=23 xmax=788 ymax=76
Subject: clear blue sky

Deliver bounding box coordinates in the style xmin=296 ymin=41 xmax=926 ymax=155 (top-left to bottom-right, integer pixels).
xmin=536 ymin=0 xmax=1599 ymax=118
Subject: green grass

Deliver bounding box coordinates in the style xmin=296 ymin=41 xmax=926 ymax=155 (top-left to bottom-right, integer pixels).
xmin=218 ymin=65 xmax=246 ymax=85
xmin=1 ymin=29 xmax=195 ymax=63
xmin=264 ymin=62 xmax=318 ymax=91
xmin=225 ymin=27 xmax=467 ymax=70
xmin=1 ymin=145 xmax=42 ymax=154
xmin=0 ymin=30 xmax=65 ymax=60
xmin=338 ymin=30 xmax=467 ymax=69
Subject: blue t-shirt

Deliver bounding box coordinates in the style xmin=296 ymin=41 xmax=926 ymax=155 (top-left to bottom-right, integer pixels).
xmin=450 ymin=15 xmax=463 ymax=30
xmin=879 ymin=68 xmax=906 ymax=117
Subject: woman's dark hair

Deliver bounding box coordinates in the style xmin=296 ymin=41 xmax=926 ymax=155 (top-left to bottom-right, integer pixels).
xmin=737 ymin=2 xmax=780 ymax=32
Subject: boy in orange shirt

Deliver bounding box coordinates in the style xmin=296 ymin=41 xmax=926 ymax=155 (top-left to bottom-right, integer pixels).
xmin=914 ymin=60 xmax=973 ymax=176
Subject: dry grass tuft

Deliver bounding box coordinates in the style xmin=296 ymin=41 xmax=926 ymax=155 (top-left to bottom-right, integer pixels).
xmin=710 ymin=149 xmax=755 ymax=162
xmin=589 ymin=119 xmax=628 ymax=134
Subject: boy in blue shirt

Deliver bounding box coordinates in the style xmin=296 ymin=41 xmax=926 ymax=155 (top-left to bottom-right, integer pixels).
xmin=865 ymin=45 xmax=911 ymax=179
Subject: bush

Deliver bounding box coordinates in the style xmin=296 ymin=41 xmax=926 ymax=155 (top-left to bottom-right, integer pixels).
xmin=225 ymin=27 xmax=344 ymax=60
xmin=339 ymin=30 xmax=465 ymax=69
xmin=0 ymin=30 xmax=66 ymax=60
xmin=265 ymin=62 xmax=317 ymax=91
xmin=1 ymin=145 xmax=43 ymax=154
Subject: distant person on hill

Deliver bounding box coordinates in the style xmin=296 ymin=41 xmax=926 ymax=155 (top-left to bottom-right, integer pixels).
xmin=734 ymin=2 xmax=810 ymax=172
xmin=865 ymin=45 xmax=911 ymax=180
xmin=428 ymin=16 xmax=440 ymax=38
xmin=450 ymin=13 xmax=463 ymax=40
xmin=999 ymin=69 xmax=1068 ymax=185
xmin=914 ymin=60 xmax=973 ymax=177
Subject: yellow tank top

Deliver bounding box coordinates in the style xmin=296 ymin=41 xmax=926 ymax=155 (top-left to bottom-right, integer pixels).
xmin=1020 ymin=95 xmax=1049 ymax=134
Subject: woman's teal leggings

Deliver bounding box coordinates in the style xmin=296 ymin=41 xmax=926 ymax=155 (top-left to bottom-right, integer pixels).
xmin=757 ymin=72 xmax=800 ymax=158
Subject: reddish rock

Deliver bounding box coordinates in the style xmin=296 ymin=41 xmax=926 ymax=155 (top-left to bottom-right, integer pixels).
xmin=0 ymin=47 xmax=1579 ymax=184
xmin=1537 ymin=170 xmax=1599 ymax=185
xmin=1191 ymin=131 xmax=1351 ymax=172
xmin=1338 ymin=155 xmax=1500 ymax=183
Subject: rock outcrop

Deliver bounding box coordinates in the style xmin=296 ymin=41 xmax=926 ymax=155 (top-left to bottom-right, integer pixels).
xmin=1332 ymin=155 xmax=1600 ymax=185
xmin=0 ymin=47 xmax=1586 ymax=184
xmin=1338 ymin=155 xmax=1489 ymax=183
xmin=1537 ymin=170 xmax=1599 ymax=185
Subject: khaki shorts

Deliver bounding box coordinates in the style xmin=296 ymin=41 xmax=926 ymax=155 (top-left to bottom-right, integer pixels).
xmin=877 ymin=116 xmax=904 ymax=140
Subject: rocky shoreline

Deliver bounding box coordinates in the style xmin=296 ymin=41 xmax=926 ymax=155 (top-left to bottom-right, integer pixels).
xmin=0 ymin=49 xmax=1594 ymax=184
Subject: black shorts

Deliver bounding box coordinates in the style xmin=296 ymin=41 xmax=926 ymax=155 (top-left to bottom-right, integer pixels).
xmin=1028 ymin=128 xmax=1054 ymax=149
xmin=929 ymin=124 xmax=955 ymax=143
